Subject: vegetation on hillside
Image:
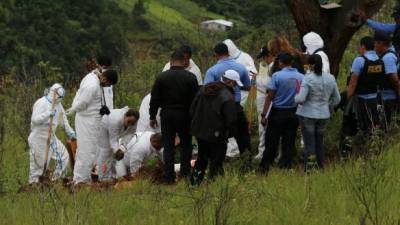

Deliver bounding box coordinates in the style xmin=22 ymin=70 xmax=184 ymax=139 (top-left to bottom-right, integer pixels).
xmin=1 ymin=1 xmax=400 ymax=224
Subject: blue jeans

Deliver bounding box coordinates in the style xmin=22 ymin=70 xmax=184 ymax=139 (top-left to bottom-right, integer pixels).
xmin=299 ymin=116 xmax=328 ymax=168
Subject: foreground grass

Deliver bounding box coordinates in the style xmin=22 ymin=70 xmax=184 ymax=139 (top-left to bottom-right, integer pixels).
xmin=1 ymin=144 xmax=400 ymax=225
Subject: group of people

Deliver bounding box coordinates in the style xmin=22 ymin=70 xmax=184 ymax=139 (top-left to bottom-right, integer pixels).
xmin=28 ymin=8 xmax=400 ymax=185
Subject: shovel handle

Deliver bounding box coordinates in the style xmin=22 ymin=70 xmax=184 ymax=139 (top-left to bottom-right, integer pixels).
xmin=42 ymin=91 xmax=58 ymax=177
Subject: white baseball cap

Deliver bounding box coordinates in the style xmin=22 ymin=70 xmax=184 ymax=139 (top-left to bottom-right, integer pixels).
xmin=222 ymin=70 xmax=243 ymax=87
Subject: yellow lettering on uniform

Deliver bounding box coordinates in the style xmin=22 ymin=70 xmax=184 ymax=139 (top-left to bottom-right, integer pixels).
xmin=367 ymin=65 xmax=383 ymax=73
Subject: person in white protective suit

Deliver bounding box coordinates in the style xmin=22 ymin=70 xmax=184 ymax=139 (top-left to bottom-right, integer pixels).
xmin=223 ymin=39 xmax=258 ymax=105
xmin=136 ymin=94 xmax=161 ymax=133
xmin=303 ymin=32 xmax=330 ymax=74
xmin=97 ymin=107 xmax=139 ymax=181
xmin=223 ymin=39 xmax=257 ymax=158
xmin=67 ymin=69 xmax=119 ymax=184
xmin=116 ymin=132 xmax=163 ymax=178
xmin=254 ymin=46 xmax=275 ymax=160
xmin=96 ymin=56 xmax=115 ymax=110
xmin=162 ymin=45 xmax=203 ymax=85
xmin=28 ymin=83 xmax=76 ymax=184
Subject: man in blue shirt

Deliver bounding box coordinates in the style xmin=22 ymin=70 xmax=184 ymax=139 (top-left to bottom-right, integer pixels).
xmin=259 ymin=53 xmax=304 ymax=174
xmin=347 ymin=33 xmax=400 ymax=133
xmin=204 ymin=43 xmax=251 ymax=156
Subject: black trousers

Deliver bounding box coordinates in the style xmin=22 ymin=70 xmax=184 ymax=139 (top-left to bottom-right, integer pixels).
xmin=160 ymin=108 xmax=192 ymax=183
xmin=260 ymin=108 xmax=299 ymax=170
xmin=356 ymin=97 xmax=396 ymax=133
xmin=193 ymin=138 xmax=227 ymax=181
xmin=235 ymin=104 xmax=251 ymax=154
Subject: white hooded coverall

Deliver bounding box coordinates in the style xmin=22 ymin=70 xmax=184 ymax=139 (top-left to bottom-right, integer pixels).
xmin=223 ymin=39 xmax=258 ymax=106
xmin=70 ymin=71 xmax=104 ymax=184
xmin=116 ymin=132 xmax=163 ymax=178
xmin=223 ymin=39 xmax=257 ymax=158
xmin=28 ymin=84 xmax=75 ymax=184
xmin=254 ymin=62 xmax=273 ymax=159
xmin=93 ymin=68 xmax=114 ymax=110
xmin=163 ymin=59 xmax=203 ymax=85
xmin=97 ymin=107 xmax=137 ymax=181
xmin=136 ymin=94 xmax=161 ymax=133
xmin=303 ymin=32 xmax=330 ymax=74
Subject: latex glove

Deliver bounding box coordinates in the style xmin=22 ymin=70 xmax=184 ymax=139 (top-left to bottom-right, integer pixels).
xmin=67 ymin=131 xmax=76 ymax=140
xmin=49 ymin=109 xmax=56 ymax=117
xmin=114 ymin=149 xmax=125 ymax=161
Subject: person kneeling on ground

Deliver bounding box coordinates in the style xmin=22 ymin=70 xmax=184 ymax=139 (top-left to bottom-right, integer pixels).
xmin=28 ymin=83 xmax=76 ymax=184
xmin=97 ymin=107 xmax=139 ymax=182
xmin=190 ymin=70 xmax=238 ymax=185
xmin=115 ymin=132 xmax=163 ymax=179
xmin=259 ymin=53 xmax=304 ymax=174
xmin=295 ymin=55 xmax=340 ymax=171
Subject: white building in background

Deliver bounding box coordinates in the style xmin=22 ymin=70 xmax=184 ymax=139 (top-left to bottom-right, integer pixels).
xmin=200 ymin=19 xmax=233 ymax=32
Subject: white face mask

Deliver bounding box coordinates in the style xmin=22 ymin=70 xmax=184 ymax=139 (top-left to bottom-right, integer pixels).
xmin=47 ymin=84 xmax=65 ymax=103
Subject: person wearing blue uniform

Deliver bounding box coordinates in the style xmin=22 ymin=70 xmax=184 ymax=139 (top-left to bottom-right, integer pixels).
xmin=361 ymin=6 xmax=400 ymax=52
xmin=347 ymin=33 xmax=400 ymax=133
xmin=362 ymin=6 xmax=400 ymax=34
xmin=259 ymin=53 xmax=304 ymax=174
xmin=204 ymin=43 xmax=251 ymax=155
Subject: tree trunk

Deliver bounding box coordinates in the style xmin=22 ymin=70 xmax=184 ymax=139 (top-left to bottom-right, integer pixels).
xmin=285 ymin=0 xmax=386 ymax=76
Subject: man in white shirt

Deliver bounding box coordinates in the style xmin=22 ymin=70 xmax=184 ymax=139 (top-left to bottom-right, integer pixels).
xmin=162 ymin=45 xmax=203 ymax=85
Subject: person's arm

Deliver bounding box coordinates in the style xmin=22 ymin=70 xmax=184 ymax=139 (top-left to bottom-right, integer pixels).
xmin=295 ymin=78 xmax=309 ymax=104
xmin=241 ymin=68 xmax=251 ymax=91
xmin=60 ymin=104 xmax=76 ymax=139
xmin=70 ymin=85 xmax=96 ymax=113
xmin=382 ymin=53 xmax=400 ymax=94
xmin=260 ymin=90 xmax=276 ymax=126
xmin=366 ymin=19 xmax=397 ymax=33
xmin=204 ymin=68 xmax=216 ymax=85
xmin=109 ymin=121 xmax=122 ymax=154
xmin=330 ymin=80 xmax=342 ymax=107
xmin=347 ymin=57 xmax=363 ymax=98
xmin=149 ymin=76 xmax=162 ymax=121
xmin=31 ymin=99 xmax=52 ymax=125
xmin=389 ymin=74 xmax=400 ymax=94
xmin=347 ymin=74 xmax=359 ymax=99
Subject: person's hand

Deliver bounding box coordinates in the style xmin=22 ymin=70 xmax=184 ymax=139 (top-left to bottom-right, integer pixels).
xmin=261 ymin=117 xmax=268 ymax=127
xmin=149 ymin=120 xmax=158 ymax=129
xmin=114 ymin=149 xmax=125 ymax=161
xmin=49 ymin=109 xmax=56 ymax=117
xmin=67 ymin=131 xmax=76 ymax=140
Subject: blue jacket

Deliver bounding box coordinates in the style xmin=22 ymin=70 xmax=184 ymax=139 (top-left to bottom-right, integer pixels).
xmin=295 ymin=72 xmax=341 ymax=119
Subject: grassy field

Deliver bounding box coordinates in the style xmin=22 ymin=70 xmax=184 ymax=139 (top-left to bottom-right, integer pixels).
xmin=1 ymin=123 xmax=400 ymax=225
xmin=1 ymin=1 xmax=400 ymax=224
